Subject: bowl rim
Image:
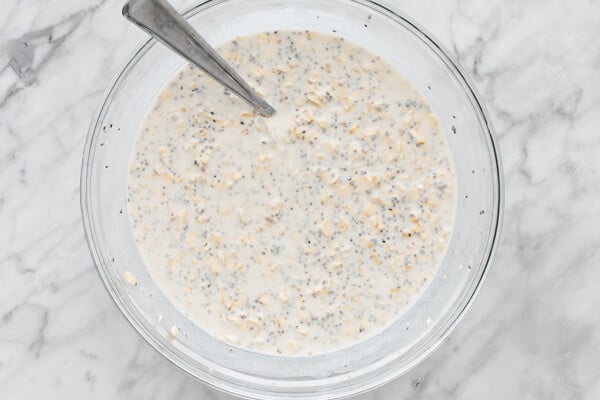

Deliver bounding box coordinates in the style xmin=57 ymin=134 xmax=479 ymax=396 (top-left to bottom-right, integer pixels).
xmin=80 ymin=0 xmax=504 ymax=398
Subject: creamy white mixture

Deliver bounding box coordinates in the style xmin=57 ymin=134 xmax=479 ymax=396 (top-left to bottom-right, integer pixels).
xmin=127 ymin=31 xmax=456 ymax=355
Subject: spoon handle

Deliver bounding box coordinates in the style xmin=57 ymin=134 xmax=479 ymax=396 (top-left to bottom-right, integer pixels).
xmin=122 ymin=0 xmax=276 ymax=117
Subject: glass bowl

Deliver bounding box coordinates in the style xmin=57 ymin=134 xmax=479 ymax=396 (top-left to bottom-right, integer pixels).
xmin=81 ymin=0 xmax=503 ymax=398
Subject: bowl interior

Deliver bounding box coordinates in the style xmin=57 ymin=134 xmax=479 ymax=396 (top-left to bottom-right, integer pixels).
xmin=82 ymin=0 xmax=502 ymax=398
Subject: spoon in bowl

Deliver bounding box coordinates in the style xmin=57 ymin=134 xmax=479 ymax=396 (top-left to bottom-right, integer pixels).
xmin=122 ymin=0 xmax=276 ymax=117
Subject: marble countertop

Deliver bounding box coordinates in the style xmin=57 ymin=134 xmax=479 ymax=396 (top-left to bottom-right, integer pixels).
xmin=1 ymin=0 xmax=599 ymax=398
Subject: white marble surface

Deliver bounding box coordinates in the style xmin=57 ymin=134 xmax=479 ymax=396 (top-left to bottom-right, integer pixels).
xmin=1 ymin=0 xmax=599 ymax=398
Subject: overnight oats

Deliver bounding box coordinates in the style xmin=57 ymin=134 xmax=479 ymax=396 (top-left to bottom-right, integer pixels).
xmin=127 ymin=30 xmax=456 ymax=355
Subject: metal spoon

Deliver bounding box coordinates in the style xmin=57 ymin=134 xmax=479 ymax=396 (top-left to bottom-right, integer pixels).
xmin=122 ymin=0 xmax=276 ymax=117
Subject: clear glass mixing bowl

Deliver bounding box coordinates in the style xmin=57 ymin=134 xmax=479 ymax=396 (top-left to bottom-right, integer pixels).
xmin=81 ymin=0 xmax=503 ymax=398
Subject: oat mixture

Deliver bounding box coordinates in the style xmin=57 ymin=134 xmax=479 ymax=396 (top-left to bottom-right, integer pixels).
xmin=127 ymin=31 xmax=456 ymax=355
